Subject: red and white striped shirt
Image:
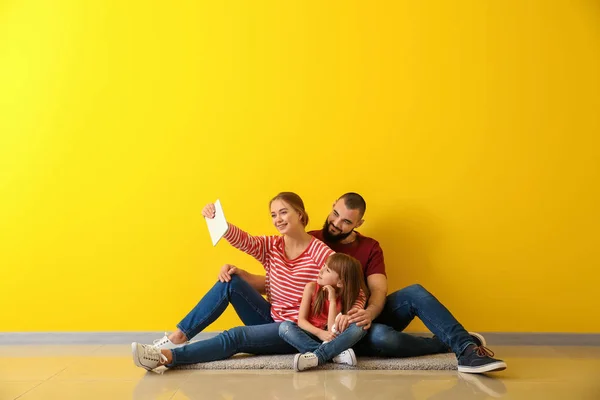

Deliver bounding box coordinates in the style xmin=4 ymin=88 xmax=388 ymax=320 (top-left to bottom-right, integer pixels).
xmin=224 ymin=224 xmax=334 ymax=323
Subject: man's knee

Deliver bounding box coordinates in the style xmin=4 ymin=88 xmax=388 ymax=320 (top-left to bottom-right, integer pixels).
xmin=388 ymin=283 xmax=430 ymax=301
xmin=368 ymin=324 xmax=395 ymax=345
xmin=365 ymin=324 xmax=409 ymax=353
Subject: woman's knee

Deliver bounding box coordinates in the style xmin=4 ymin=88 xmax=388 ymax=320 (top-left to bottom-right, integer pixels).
xmin=278 ymin=321 xmax=295 ymax=337
xmin=222 ymin=326 xmax=246 ymax=343
xmin=227 ymin=274 xmax=244 ymax=288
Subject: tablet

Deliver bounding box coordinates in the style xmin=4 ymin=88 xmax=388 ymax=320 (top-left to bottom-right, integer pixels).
xmin=205 ymin=199 xmax=228 ymax=246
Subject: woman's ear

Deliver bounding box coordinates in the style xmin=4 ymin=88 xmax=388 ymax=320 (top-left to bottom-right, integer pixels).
xmin=336 ymin=280 xmax=343 ymax=289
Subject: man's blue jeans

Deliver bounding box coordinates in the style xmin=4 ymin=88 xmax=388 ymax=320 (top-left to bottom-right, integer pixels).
xmin=176 ymin=275 xmax=273 ymax=340
xmin=278 ymin=321 xmax=367 ymax=365
xmin=356 ymin=284 xmax=475 ymax=357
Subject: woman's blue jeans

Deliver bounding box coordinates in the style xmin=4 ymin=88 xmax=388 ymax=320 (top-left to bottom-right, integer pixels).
xmin=176 ymin=275 xmax=273 ymax=340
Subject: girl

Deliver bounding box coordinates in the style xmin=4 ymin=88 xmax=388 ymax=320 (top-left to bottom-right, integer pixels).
xmin=279 ymin=253 xmax=370 ymax=371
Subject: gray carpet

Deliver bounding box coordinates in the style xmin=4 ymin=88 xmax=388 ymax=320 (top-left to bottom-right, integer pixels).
xmin=175 ymin=353 xmax=458 ymax=370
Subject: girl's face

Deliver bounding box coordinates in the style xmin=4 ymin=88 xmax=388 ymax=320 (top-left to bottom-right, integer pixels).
xmin=270 ymin=199 xmax=304 ymax=235
xmin=317 ymin=263 xmax=341 ymax=287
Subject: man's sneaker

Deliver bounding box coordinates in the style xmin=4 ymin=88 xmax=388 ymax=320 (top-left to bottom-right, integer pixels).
xmin=293 ymin=352 xmax=319 ymax=372
xmin=132 ymin=342 xmax=168 ymax=372
xmin=152 ymin=332 xmax=187 ymax=350
xmin=331 ymin=349 xmax=357 ymax=366
xmin=468 ymin=332 xmax=487 ymax=347
xmin=458 ymin=345 xmax=507 ymax=374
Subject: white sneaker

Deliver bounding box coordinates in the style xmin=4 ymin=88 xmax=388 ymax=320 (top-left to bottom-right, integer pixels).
xmin=132 ymin=342 xmax=168 ymax=371
xmin=294 ymin=352 xmax=319 ymax=372
xmin=332 ymin=349 xmax=357 ymax=366
xmin=152 ymin=332 xmax=187 ymax=350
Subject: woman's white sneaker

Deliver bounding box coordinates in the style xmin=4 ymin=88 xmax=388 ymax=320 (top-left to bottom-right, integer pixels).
xmin=294 ymin=353 xmax=319 ymax=371
xmin=152 ymin=333 xmax=187 ymax=350
xmin=332 ymin=349 xmax=357 ymax=366
xmin=132 ymin=342 xmax=168 ymax=371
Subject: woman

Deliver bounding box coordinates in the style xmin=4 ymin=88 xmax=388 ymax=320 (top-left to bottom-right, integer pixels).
xmin=132 ymin=192 xmax=341 ymax=372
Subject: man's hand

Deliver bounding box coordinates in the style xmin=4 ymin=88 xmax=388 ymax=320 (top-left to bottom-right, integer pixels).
xmin=347 ymin=308 xmax=374 ymax=330
xmin=334 ymin=314 xmax=351 ymax=333
xmin=218 ymin=264 xmax=242 ymax=283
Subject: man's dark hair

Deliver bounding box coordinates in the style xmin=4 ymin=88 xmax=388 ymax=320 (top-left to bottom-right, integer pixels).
xmin=338 ymin=192 xmax=366 ymax=218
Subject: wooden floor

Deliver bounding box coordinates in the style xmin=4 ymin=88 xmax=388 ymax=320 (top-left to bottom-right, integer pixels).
xmin=2 ymin=344 xmax=599 ymax=399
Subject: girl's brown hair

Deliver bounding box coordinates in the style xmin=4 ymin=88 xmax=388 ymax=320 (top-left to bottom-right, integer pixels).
xmin=269 ymin=192 xmax=309 ymax=227
xmin=312 ymin=253 xmax=370 ymax=317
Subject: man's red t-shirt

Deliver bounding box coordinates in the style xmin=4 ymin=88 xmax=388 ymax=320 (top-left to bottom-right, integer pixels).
xmin=309 ymin=230 xmax=386 ymax=278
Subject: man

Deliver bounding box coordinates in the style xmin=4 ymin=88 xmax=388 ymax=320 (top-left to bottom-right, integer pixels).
xmin=311 ymin=193 xmax=506 ymax=373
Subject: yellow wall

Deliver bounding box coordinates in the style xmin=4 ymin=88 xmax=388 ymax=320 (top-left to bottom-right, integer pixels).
xmin=1 ymin=1 xmax=599 ymax=333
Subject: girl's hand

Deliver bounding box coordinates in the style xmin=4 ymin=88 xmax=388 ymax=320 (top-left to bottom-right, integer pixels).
xmin=202 ymin=203 xmax=216 ymax=219
xmin=322 ymin=285 xmax=337 ymax=301
xmin=334 ymin=314 xmax=351 ymax=333
xmin=316 ymin=329 xmax=335 ymax=342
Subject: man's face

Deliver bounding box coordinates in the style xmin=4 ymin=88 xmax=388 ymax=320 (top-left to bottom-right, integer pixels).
xmin=321 ymin=199 xmax=364 ymax=242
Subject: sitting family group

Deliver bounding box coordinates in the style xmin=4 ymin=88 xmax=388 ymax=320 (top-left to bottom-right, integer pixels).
xmin=131 ymin=192 xmax=507 ymax=374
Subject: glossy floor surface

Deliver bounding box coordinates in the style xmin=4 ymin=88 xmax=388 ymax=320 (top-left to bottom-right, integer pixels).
xmin=1 ymin=345 xmax=599 ymax=399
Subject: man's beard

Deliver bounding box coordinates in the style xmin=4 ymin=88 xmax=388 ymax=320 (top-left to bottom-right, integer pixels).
xmin=321 ymin=219 xmax=354 ymax=243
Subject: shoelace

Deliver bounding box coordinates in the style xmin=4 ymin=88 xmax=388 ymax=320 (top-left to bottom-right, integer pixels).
xmin=474 ymin=345 xmax=495 ymax=358
xmin=153 ymin=333 xmax=169 ymax=347
xmin=142 ymin=345 xmax=168 ymax=364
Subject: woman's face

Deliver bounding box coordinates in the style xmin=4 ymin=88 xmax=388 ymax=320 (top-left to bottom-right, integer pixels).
xmin=270 ymin=199 xmax=304 ymax=235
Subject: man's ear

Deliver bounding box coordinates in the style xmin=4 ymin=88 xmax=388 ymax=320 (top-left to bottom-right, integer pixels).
xmin=355 ymin=219 xmax=365 ymax=229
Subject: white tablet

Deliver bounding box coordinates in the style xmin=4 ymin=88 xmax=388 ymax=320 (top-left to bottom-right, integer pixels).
xmin=205 ymin=199 xmax=228 ymax=246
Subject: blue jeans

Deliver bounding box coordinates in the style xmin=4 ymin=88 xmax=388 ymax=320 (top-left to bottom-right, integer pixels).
xmin=279 ymin=321 xmax=367 ymax=365
xmin=176 ymin=275 xmax=273 ymax=340
xmin=356 ymin=284 xmax=475 ymax=357
xmin=170 ymin=322 xmax=297 ymax=365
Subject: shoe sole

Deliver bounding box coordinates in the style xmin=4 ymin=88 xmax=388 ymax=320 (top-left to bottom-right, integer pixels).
xmin=293 ymin=353 xmax=301 ymax=372
xmin=468 ymin=332 xmax=487 ymax=347
xmin=131 ymin=342 xmax=152 ymax=371
xmin=458 ymin=361 xmax=507 ymax=374
xmin=348 ymin=349 xmax=357 ymax=366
